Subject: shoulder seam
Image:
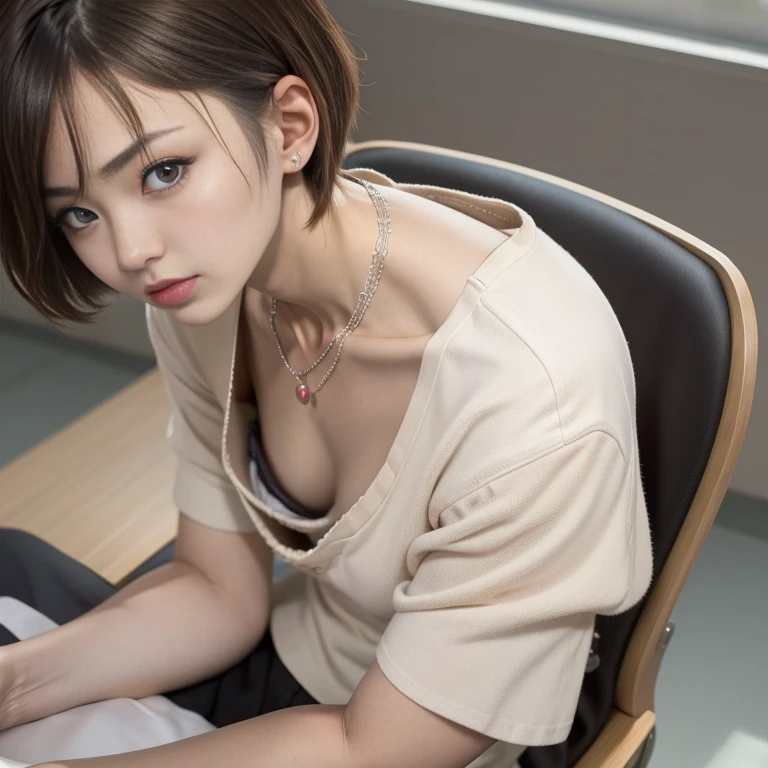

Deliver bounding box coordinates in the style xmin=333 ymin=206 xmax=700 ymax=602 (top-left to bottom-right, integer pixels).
xmin=479 ymin=296 xmax=566 ymax=447
xmin=436 ymin=429 xmax=625 ymax=518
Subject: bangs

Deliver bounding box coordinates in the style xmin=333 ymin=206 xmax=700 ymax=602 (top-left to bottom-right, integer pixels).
xmin=56 ymin=67 xmax=157 ymax=204
xmin=0 ymin=5 xmax=117 ymax=324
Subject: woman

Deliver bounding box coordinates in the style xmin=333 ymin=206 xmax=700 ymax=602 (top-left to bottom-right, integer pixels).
xmin=0 ymin=1 xmax=653 ymax=767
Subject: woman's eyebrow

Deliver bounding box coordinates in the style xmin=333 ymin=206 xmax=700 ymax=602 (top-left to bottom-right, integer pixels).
xmin=43 ymin=126 xmax=184 ymax=198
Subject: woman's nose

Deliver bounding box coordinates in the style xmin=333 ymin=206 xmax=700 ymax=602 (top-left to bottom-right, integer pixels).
xmin=112 ymin=216 xmax=166 ymax=272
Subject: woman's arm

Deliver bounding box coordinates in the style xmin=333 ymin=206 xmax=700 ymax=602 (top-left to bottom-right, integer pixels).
xmin=33 ymin=662 xmax=495 ymax=768
xmin=1 ymin=516 xmax=273 ymax=730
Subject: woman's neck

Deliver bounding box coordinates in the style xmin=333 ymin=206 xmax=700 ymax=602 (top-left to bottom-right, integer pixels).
xmin=245 ymin=174 xmax=383 ymax=350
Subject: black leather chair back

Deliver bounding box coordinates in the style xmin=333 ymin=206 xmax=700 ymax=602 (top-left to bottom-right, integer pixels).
xmin=344 ymin=146 xmax=731 ymax=768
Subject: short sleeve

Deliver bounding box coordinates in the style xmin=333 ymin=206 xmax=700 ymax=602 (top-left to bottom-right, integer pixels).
xmin=146 ymin=305 xmax=256 ymax=533
xmin=376 ymin=430 xmax=652 ymax=746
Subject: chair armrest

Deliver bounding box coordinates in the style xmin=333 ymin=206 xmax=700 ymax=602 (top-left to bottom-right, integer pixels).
xmin=573 ymin=709 xmax=655 ymax=768
xmin=0 ymin=368 xmax=177 ymax=585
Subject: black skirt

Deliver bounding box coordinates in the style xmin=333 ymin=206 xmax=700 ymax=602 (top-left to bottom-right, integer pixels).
xmin=0 ymin=527 xmax=318 ymax=728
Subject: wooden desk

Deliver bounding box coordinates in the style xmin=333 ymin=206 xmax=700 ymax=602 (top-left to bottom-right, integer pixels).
xmin=0 ymin=369 xmax=177 ymax=585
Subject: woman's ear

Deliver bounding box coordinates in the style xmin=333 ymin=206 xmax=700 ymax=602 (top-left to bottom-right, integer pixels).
xmin=271 ymin=75 xmax=320 ymax=175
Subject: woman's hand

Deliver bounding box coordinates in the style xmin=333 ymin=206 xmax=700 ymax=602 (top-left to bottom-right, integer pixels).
xmin=0 ymin=647 xmax=20 ymax=732
xmin=0 ymin=651 xmax=36 ymax=767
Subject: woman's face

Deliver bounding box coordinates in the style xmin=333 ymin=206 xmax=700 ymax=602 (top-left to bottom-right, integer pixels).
xmin=43 ymin=77 xmax=285 ymax=325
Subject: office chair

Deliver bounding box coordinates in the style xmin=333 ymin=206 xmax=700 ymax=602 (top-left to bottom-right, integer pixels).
xmin=341 ymin=140 xmax=757 ymax=768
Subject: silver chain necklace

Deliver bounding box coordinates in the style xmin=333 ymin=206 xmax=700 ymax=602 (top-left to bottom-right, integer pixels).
xmin=269 ymin=177 xmax=391 ymax=405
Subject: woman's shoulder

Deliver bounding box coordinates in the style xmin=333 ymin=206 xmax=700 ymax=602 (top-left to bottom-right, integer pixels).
xmin=438 ymin=229 xmax=637 ymax=471
xmin=479 ymin=227 xmax=630 ymax=387
xmin=145 ymin=296 xmax=241 ymax=404
xmin=353 ymin=175 xmax=520 ymax=340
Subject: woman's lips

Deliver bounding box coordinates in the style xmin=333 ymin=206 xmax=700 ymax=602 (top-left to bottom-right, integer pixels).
xmin=148 ymin=276 xmax=199 ymax=307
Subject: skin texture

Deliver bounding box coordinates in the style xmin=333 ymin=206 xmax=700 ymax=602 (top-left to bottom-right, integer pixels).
xmin=0 ymin=73 xmax=503 ymax=767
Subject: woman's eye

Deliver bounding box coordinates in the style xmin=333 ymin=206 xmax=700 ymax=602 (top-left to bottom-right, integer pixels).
xmin=53 ymin=158 xmax=191 ymax=231
xmin=60 ymin=208 xmax=97 ymax=230
xmin=144 ymin=162 xmax=184 ymax=192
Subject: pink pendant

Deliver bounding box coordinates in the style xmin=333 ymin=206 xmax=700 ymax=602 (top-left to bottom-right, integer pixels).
xmin=296 ymin=382 xmax=310 ymax=405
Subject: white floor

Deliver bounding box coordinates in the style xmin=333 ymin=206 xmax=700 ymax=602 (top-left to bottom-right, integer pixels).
xmin=654 ymin=522 xmax=768 ymax=767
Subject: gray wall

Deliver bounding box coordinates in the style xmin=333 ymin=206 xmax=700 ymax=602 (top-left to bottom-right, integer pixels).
xmin=0 ymin=281 xmax=153 ymax=358
xmin=3 ymin=0 xmax=766 ymax=497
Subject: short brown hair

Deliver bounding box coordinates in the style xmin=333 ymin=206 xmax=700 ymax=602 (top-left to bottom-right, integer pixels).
xmin=0 ymin=0 xmax=360 ymax=324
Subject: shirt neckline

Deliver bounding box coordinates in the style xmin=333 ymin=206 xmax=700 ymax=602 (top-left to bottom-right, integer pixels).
xmin=220 ymin=168 xmax=537 ymax=562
